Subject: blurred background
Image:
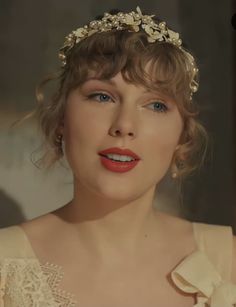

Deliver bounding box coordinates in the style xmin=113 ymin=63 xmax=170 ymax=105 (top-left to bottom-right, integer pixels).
xmin=0 ymin=0 xmax=235 ymax=231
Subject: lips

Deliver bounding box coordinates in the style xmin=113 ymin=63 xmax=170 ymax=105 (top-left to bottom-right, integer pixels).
xmin=98 ymin=147 xmax=141 ymax=160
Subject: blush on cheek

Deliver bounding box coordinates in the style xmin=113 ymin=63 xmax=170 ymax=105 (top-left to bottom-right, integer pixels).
xmin=150 ymin=136 xmax=179 ymax=170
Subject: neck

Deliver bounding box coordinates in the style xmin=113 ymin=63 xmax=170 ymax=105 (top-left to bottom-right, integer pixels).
xmin=54 ymin=179 xmax=164 ymax=264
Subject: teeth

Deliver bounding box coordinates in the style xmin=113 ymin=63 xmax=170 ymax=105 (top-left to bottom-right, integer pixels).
xmin=105 ymin=154 xmax=135 ymax=162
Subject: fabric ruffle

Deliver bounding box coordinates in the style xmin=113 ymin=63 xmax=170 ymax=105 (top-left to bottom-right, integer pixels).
xmin=1 ymin=251 xmax=236 ymax=306
xmin=171 ymin=250 xmax=236 ymax=307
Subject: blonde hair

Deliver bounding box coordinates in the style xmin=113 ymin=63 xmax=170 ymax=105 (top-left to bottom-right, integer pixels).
xmin=16 ymin=29 xmax=208 ymax=179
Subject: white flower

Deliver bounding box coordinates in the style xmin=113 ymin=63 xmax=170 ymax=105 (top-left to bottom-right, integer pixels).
xmin=168 ymin=29 xmax=179 ymax=40
xmin=124 ymin=14 xmax=135 ymax=25
xmin=151 ymin=31 xmax=164 ymax=41
xmin=74 ymin=28 xmax=87 ymax=38
xmin=142 ymin=24 xmax=154 ymax=35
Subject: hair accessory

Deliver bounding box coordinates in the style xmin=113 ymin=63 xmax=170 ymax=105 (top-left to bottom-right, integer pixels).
xmin=58 ymin=6 xmax=199 ymax=98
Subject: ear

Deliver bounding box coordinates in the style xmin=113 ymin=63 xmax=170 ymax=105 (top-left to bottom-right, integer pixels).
xmin=174 ymin=144 xmax=187 ymax=161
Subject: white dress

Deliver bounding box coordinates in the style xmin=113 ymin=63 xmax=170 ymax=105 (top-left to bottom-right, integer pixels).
xmin=0 ymin=222 xmax=236 ymax=306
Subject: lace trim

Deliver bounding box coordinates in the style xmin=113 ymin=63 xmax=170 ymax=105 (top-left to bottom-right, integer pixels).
xmin=40 ymin=261 xmax=78 ymax=306
xmin=0 ymin=258 xmax=78 ymax=307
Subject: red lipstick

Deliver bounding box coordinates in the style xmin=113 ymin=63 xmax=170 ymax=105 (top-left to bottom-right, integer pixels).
xmin=98 ymin=147 xmax=140 ymax=160
xmin=98 ymin=147 xmax=141 ymax=173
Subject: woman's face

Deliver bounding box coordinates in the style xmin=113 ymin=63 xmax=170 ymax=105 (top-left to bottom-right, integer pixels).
xmin=60 ymin=71 xmax=183 ymax=200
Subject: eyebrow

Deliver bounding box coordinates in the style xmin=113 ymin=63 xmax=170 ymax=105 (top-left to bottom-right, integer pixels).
xmin=83 ymin=78 xmax=116 ymax=87
xmin=83 ymin=78 xmax=153 ymax=94
xmin=82 ymin=77 xmax=173 ymax=99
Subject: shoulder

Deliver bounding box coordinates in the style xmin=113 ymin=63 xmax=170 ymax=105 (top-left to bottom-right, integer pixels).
xmin=191 ymin=222 xmax=236 ymax=285
xmin=0 ymin=225 xmax=28 ymax=258
xmin=0 ymin=225 xmax=58 ymax=305
xmin=0 ymin=219 xmax=51 ymax=259
xmin=232 ymin=235 xmax=236 ymax=283
xmin=0 ymin=214 xmax=58 ymax=261
xmin=0 ymin=225 xmax=20 ymax=247
xmin=19 ymin=211 xmax=63 ymax=245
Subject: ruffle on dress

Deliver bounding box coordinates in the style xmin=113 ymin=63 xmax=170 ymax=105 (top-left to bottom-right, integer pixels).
xmin=171 ymin=250 xmax=236 ymax=307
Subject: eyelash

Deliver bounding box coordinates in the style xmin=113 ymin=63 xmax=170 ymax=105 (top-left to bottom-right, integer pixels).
xmin=87 ymin=92 xmax=169 ymax=113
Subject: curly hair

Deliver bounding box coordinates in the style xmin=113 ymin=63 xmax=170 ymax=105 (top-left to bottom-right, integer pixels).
xmin=18 ymin=28 xmax=208 ymax=179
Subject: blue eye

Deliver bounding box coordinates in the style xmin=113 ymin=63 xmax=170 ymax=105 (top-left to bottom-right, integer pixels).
xmin=148 ymin=102 xmax=168 ymax=113
xmin=88 ymin=93 xmax=112 ymax=103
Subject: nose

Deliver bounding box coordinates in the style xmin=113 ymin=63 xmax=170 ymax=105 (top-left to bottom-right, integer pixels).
xmin=108 ymin=103 xmax=138 ymax=139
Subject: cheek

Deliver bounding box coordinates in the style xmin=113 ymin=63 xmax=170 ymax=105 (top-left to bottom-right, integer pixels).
xmin=64 ymin=96 xmax=92 ymax=136
xmin=63 ymin=99 xmax=107 ymax=157
xmin=64 ymin=93 xmax=183 ymax=175
xmin=145 ymin=115 xmax=183 ymax=168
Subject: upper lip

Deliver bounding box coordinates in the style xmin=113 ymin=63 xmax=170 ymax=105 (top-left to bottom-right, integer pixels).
xmin=98 ymin=147 xmax=141 ymax=160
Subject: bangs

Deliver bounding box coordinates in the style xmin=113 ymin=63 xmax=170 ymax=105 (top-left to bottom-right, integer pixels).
xmin=32 ymin=25 xmax=207 ymax=176
xmin=64 ymin=30 xmax=194 ymax=106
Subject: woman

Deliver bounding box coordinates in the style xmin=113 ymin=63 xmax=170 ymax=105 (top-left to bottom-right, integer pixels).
xmin=0 ymin=6 xmax=236 ymax=307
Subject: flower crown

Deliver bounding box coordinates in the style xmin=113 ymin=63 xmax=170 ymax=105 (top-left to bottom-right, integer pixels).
xmin=59 ymin=6 xmax=199 ymax=98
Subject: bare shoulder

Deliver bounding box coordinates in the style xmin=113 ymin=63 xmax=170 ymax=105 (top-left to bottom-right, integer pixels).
xmin=19 ymin=211 xmax=61 ymax=245
xmin=232 ymin=235 xmax=236 ymax=283
xmin=20 ymin=212 xmax=54 ymax=232
xmin=18 ymin=211 xmax=67 ymax=263
xmin=156 ymin=210 xmax=193 ymax=231
xmin=155 ymin=211 xmax=196 ymax=252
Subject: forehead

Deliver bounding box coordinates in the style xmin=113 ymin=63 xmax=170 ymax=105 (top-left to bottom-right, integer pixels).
xmin=83 ymin=68 xmax=176 ymax=100
xmin=68 ymin=31 xmax=192 ymax=103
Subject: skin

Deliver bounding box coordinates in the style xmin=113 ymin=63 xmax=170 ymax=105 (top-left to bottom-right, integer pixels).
xmin=55 ymin=70 xmax=184 ymax=265
xmin=18 ymin=68 xmax=236 ymax=306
